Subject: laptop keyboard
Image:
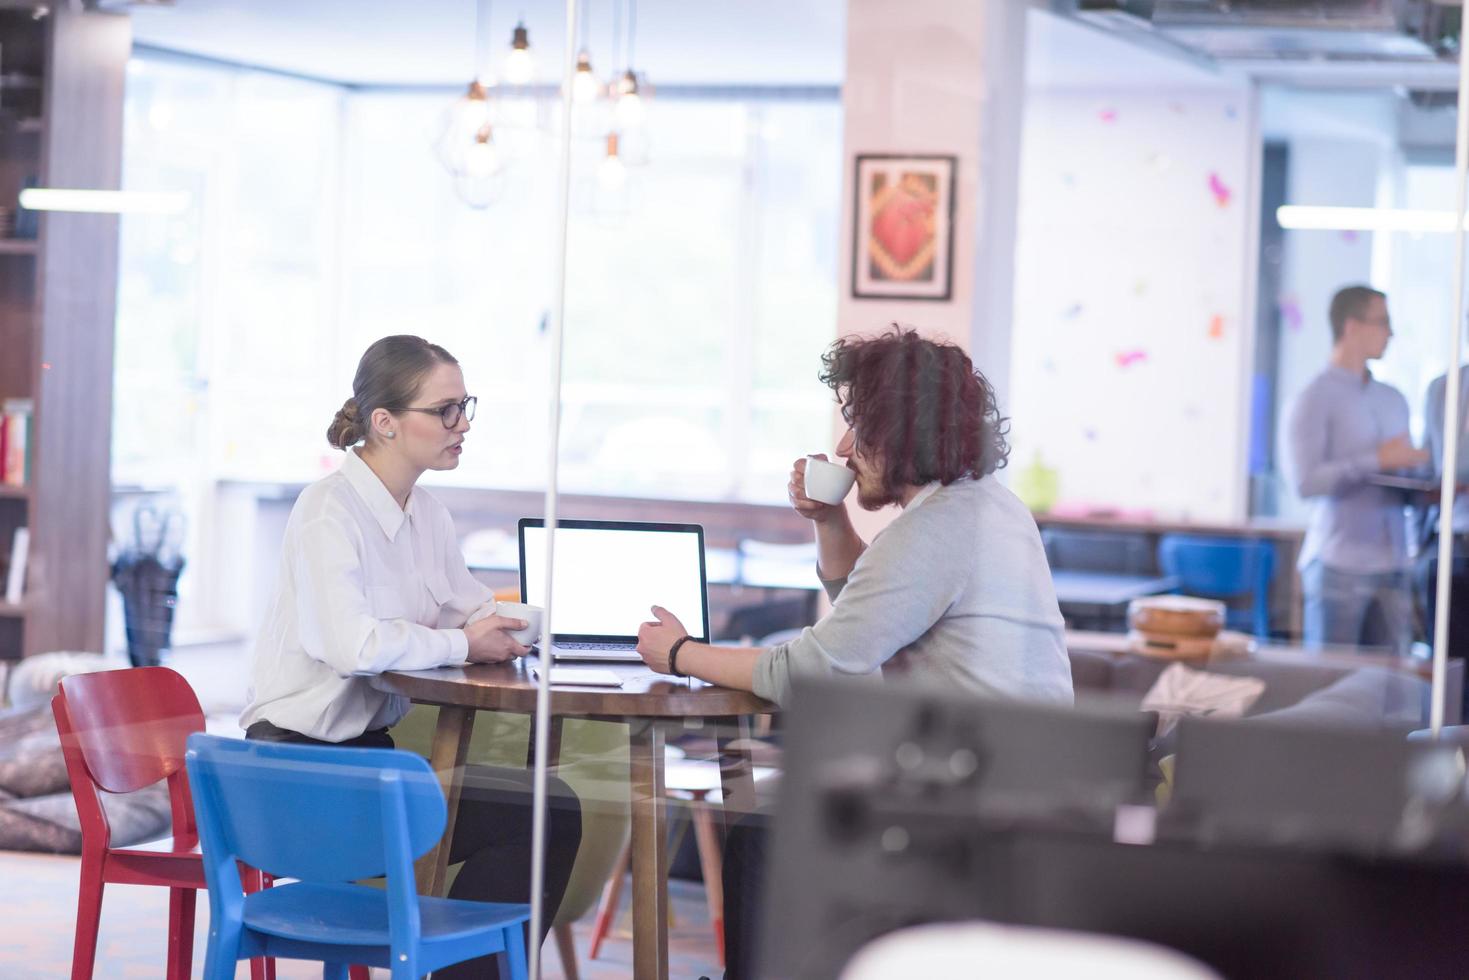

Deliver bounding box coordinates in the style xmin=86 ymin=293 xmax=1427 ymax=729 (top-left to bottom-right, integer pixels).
xmin=557 ymin=641 xmax=638 ymax=651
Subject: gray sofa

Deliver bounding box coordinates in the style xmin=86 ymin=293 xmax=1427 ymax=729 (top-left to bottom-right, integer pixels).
xmin=1068 ymin=648 xmax=1442 ymax=730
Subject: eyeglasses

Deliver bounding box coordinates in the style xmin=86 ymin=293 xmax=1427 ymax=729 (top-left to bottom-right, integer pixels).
xmin=397 ymin=395 xmax=477 ymax=429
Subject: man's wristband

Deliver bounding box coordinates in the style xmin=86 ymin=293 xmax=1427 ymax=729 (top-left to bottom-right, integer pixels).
xmin=668 ymin=635 xmax=693 ymax=677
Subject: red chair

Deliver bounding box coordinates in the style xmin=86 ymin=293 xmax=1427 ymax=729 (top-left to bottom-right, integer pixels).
xmin=51 ymin=666 xmax=271 ymax=980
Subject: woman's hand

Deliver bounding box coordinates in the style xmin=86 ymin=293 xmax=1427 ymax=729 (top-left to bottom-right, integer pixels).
xmin=789 ymin=455 xmax=841 ymax=524
xmin=637 ymin=605 xmax=688 ymax=674
xmin=464 ymin=615 xmax=532 ymax=663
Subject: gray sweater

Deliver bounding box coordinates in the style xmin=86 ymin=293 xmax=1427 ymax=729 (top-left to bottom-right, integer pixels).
xmin=752 ymin=476 xmax=1075 ymax=707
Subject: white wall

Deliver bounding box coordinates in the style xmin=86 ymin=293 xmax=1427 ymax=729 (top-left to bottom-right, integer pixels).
xmin=1008 ymin=84 xmax=1257 ymax=522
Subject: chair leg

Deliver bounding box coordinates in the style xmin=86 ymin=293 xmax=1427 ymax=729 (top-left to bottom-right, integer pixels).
xmin=166 ymin=887 xmax=196 ymax=980
xmin=665 ymin=807 xmax=693 ymax=931
xmin=69 ymin=851 xmax=105 ymax=980
xmin=322 ymin=965 xmax=349 ymax=980
xmin=690 ymin=799 xmax=726 ymax=966
xmin=553 ymin=920 xmax=580 ymax=980
xmin=242 ymin=866 xmax=277 ymax=980
xmin=504 ymin=923 xmax=529 ymax=980
xmin=588 ymin=839 xmax=632 ymax=960
xmin=201 ymin=912 xmax=244 ymax=980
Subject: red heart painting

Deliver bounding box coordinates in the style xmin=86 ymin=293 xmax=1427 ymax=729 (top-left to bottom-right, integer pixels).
xmin=868 ymin=173 xmax=937 ymax=282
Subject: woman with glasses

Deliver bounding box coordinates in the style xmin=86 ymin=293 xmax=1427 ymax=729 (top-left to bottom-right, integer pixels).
xmin=240 ymin=334 xmax=581 ymax=980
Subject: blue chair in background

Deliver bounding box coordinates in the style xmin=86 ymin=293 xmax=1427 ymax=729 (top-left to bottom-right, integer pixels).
xmin=1157 ymin=534 xmax=1277 ymax=639
xmin=185 ymin=734 xmax=529 ymax=980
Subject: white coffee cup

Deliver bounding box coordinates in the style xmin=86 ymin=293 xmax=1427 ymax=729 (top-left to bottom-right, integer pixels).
xmin=494 ymin=601 xmax=544 ymax=647
xmin=803 ymin=455 xmax=857 ymax=505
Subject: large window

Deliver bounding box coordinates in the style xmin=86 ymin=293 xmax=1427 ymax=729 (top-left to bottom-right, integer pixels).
xmin=115 ymin=56 xmax=345 ymax=489
xmin=117 ymin=55 xmax=841 ymax=507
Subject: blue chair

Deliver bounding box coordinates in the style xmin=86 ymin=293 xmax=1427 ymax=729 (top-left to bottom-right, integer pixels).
xmin=184 ymin=734 xmax=529 ymax=980
xmin=1157 ymin=535 xmax=1276 ymax=639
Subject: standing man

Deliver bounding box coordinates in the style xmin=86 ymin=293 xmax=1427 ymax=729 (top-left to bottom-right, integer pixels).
xmin=1286 ymin=285 xmax=1428 ymax=654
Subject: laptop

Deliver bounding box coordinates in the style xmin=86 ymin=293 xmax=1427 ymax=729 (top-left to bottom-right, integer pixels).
xmin=518 ymin=518 xmax=711 ymax=662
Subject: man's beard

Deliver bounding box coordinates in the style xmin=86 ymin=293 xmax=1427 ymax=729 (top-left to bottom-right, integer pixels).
xmin=856 ymin=481 xmax=901 ymax=510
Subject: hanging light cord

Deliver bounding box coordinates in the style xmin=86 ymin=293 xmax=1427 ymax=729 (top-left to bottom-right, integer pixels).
xmin=612 ymin=0 xmax=622 ymax=75
xmin=627 ymin=0 xmax=636 ymax=68
xmin=475 ymin=0 xmax=493 ymax=81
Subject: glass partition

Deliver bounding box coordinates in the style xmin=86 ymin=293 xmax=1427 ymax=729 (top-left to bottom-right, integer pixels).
xmin=82 ymin=1 xmax=1469 ymax=978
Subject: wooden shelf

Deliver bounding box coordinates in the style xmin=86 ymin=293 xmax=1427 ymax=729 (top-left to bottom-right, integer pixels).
xmin=0 ymin=484 xmax=28 ymax=500
xmin=0 ymin=239 xmax=37 ymax=255
xmin=0 ymin=600 xmax=25 ymax=618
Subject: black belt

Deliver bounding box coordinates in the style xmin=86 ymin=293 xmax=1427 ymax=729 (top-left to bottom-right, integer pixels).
xmin=244 ymin=720 xmax=395 ymax=750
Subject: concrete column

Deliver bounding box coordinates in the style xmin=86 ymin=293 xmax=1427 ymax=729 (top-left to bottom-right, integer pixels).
xmin=836 ymin=0 xmax=1027 ymax=539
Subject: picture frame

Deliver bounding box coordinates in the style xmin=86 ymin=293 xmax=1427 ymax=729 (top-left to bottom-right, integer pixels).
xmin=851 ymin=153 xmax=957 ymax=302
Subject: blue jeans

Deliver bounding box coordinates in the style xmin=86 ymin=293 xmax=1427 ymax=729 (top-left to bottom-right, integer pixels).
xmin=1301 ymin=561 xmax=1413 ymax=656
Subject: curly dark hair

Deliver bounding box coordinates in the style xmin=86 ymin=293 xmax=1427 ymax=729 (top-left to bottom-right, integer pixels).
xmin=819 ymin=326 xmax=1009 ymax=500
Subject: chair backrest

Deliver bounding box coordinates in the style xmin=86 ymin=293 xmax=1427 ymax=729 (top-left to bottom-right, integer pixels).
xmin=53 ymin=665 xmax=204 ymax=794
xmin=185 ymin=733 xmax=447 ymax=884
xmin=1157 ymin=535 xmax=1275 ymax=598
xmin=1157 ymin=535 xmax=1275 ymax=636
xmin=52 ymin=665 xmax=206 ymax=848
xmin=1042 ymin=528 xmax=1154 ymax=574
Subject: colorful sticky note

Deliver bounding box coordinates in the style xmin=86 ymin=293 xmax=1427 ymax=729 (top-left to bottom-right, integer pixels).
xmin=1279 ymin=295 xmax=1304 ymax=330
xmin=1099 ymin=108 xmax=1118 ymax=123
xmin=1208 ymin=315 xmax=1225 ymax=340
xmin=1207 ymin=172 xmax=1232 ymax=208
xmin=1115 ymin=350 xmax=1149 ymax=369
xmin=1341 ymin=230 xmax=1360 ymax=244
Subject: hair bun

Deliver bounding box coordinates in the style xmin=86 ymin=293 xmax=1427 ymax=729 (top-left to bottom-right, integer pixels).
xmin=326 ymin=396 xmax=365 ymax=450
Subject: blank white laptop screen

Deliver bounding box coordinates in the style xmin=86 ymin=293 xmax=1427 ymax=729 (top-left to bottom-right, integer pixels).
xmin=519 ymin=521 xmax=709 ymax=642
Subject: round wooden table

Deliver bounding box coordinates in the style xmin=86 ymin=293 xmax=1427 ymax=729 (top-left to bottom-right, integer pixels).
xmin=371 ymin=657 xmax=774 ymax=980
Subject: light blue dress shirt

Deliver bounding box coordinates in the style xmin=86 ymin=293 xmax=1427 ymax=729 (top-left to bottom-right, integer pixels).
xmin=1286 ymin=365 xmax=1413 ymax=574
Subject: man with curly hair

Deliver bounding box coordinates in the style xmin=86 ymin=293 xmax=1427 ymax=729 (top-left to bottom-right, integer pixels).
xmin=636 ymin=327 xmax=1073 ymax=980
xmin=636 ymin=325 xmax=1073 ymax=708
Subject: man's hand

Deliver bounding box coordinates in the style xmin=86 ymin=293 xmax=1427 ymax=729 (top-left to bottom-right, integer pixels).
xmin=789 ymin=455 xmax=844 ymax=524
xmin=1378 ymin=434 xmax=1430 ymax=471
xmin=637 ymin=605 xmax=688 ymax=674
xmin=464 ymin=615 xmax=532 ymax=663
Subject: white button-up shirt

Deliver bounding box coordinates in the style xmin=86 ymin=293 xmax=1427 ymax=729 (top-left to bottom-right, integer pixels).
xmin=241 ymin=448 xmax=495 ymax=742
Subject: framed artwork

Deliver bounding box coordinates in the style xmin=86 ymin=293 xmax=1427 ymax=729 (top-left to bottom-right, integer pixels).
xmin=851 ymin=154 xmax=957 ymax=302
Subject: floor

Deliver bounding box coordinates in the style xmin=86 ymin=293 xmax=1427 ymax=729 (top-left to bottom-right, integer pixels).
xmin=2 ymin=644 xmax=724 ymax=978
xmin=0 ymin=850 xmax=723 ymax=978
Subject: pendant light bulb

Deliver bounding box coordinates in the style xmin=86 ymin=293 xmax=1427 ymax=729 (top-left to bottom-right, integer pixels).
xmin=572 ymin=49 xmax=600 ymax=104
xmin=598 ymin=132 xmax=627 ymax=190
xmin=505 ymin=22 xmax=534 ymax=85
xmin=437 ymin=79 xmax=496 ymax=179
xmin=465 ymin=128 xmax=500 ymax=178
xmin=614 ymin=70 xmax=645 ymax=128
xmin=456 ymin=80 xmax=491 ymax=139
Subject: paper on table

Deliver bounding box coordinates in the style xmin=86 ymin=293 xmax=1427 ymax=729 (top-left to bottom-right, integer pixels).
xmin=530 ymin=666 xmax=624 ymax=688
